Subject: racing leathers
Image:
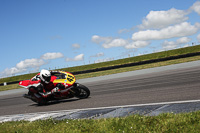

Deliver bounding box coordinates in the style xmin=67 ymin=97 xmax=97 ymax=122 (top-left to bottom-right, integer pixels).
xmin=30 ymin=71 xmax=65 ymax=101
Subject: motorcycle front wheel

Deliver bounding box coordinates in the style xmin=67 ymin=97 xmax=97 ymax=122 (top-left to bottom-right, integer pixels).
xmin=71 ymin=84 xmax=90 ymax=99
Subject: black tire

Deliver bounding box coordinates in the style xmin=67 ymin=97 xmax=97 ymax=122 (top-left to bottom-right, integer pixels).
xmin=72 ymin=84 xmax=90 ymax=99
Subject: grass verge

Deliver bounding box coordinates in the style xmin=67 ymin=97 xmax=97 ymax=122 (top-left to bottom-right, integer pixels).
xmin=1 ymin=111 xmax=200 ymax=132
xmin=76 ymin=55 xmax=200 ymax=79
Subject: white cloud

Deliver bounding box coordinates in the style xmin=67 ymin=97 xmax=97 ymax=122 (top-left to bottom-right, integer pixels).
xmin=91 ymin=35 xmax=113 ymax=44
xmin=138 ymin=8 xmax=188 ymax=29
xmin=91 ymin=1 xmax=200 ymax=51
xmin=125 ymin=41 xmax=150 ymax=49
xmin=1 ymin=52 xmax=65 ymax=77
xmin=118 ymin=27 xmax=135 ymax=34
xmin=132 ymin=22 xmax=200 ymax=41
xmin=16 ymin=58 xmax=46 ymax=69
xmin=197 ymin=34 xmax=200 ymax=43
xmin=1 ymin=58 xmax=47 ymax=77
xmin=74 ymin=54 xmax=84 ymax=61
xmin=1 ymin=67 xmax=25 ymax=77
xmin=162 ymin=37 xmax=191 ymax=50
xmin=183 ymin=44 xmax=190 ymax=48
xmin=72 ymin=43 xmax=80 ymax=49
xmin=102 ymin=38 xmax=128 ymax=48
xmin=66 ymin=54 xmax=84 ymax=62
xmin=94 ymin=58 xmax=113 ymax=63
xmin=90 ymin=52 xmax=104 ymax=58
xmin=92 ymin=35 xmax=151 ymax=49
xmin=176 ymin=37 xmax=191 ymax=44
xmin=190 ymin=1 xmax=200 ymax=15
xmin=41 ymin=52 xmax=64 ymax=60
xmin=118 ymin=28 xmax=131 ymax=34
xmin=162 ymin=41 xmax=178 ymax=50
xmin=90 ymin=1 xmax=200 ymax=52
xmin=92 ymin=35 xmax=128 ymax=49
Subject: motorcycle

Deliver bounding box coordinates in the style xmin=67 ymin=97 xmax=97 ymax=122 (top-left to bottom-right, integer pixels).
xmin=19 ymin=71 xmax=90 ymax=105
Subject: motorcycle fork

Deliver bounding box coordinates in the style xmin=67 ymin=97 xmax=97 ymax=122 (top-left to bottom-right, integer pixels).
xmin=68 ymin=83 xmax=79 ymax=93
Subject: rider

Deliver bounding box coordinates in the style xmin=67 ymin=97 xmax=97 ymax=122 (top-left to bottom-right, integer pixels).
xmin=29 ymin=69 xmax=65 ymax=101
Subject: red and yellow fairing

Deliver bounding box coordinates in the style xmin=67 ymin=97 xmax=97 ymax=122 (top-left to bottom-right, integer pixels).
xmin=53 ymin=71 xmax=76 ymax=86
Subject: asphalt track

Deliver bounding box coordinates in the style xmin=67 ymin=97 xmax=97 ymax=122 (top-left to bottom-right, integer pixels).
xmin=0 ymin=60 xmax=200 ymax=117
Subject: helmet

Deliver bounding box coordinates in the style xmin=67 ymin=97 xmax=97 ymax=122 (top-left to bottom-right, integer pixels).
xmin=40 ymin=69 xmax=51 ymax=84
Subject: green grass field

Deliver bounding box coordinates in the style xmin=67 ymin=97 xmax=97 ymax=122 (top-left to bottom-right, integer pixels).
xmin=1 ymin=111 xmax=200 ymax=132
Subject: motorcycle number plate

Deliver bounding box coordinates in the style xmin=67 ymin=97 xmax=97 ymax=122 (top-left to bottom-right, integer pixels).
xmin=66 ymin=73 xmax=75 ymax=84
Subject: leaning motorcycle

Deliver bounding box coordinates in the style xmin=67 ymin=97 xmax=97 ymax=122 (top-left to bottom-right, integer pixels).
xmin=19 ymin=71 xmax=90 ymax=105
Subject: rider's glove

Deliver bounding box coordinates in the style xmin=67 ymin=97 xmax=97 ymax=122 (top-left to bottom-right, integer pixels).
xmin=51 ymin=87 xmax=59 ymax=93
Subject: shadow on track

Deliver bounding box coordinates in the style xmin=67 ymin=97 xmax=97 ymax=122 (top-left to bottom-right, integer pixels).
xmin=29 ymin=98 xmax=81 ymax=107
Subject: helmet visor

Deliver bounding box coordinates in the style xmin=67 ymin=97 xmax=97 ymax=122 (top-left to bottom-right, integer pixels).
xmin=42 ymin=75 xmax=51 ymax=83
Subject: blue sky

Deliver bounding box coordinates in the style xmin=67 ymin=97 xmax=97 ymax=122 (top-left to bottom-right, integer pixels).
xmin=0 ymin=0 xmax=200 ymax=78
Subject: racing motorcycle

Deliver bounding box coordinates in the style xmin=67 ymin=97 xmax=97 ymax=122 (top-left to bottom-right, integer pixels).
xmin=19 ymin=71 xmax=90 ymax=105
